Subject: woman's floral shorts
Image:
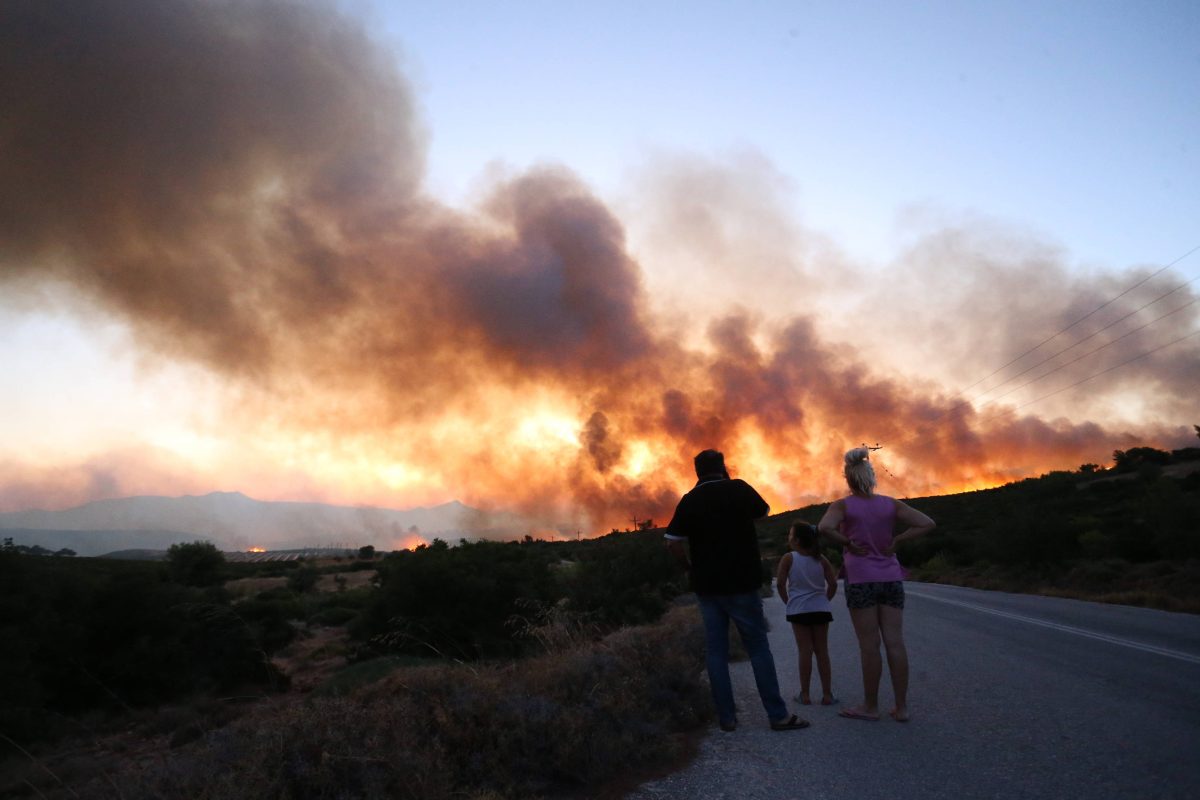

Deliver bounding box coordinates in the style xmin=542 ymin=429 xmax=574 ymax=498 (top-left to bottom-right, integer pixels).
xmin=845 ymin=581 xmax=905 ymax=610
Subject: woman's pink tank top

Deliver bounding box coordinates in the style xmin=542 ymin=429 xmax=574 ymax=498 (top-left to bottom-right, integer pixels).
xmin=840 ymin=494 xmax=904 ymax=584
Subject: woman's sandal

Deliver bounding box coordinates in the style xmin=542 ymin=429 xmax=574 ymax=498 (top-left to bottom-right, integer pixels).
xmin=838 ymin=707 xmax=880 ymax=721
xmin=770 ymin=714 xmax=811 ymax=731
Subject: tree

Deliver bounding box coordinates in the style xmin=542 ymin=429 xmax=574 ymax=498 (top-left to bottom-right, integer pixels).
xmin=1113 ymin=447 xmax=1170 ymax=473
xmin=357 ymin=545 xmax=376 ymax=560
xmin=287 ymin=565 xmax=320 ymax=593
xmin=166 ymin=541 xmax=226 ymax=587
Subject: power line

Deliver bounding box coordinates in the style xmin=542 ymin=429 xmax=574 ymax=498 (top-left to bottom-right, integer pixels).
xmin=967 ymin=274 xmax=1199 ymax=406
xmin=866 ymin=245 xmax=1200 ymax=472
xmin=870 ymin=326 xmax=1199 ymax=475
xmin=975 ymin=328 xmax=1200 ymax=426
xmin=957 ymin=242 xmax=1200 ymax=396
xmin=971 ymin=297 xmax=1198 ymax=410
xmin=922 ymin=245 xmax=1200 ymax=425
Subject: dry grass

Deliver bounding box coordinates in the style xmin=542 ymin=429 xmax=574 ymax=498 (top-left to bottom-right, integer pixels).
xmin=269 ymin=626 xmax=352 ymax=693
xmin=224 ymin=576 xmax=289 ymax=599
xmin=315 ymin=570 xmax=375 ymax=593
xmin=9 ymin=605 xmax=711 ymax=799
xmin=225 ymin=569 xmax=375 ymax=599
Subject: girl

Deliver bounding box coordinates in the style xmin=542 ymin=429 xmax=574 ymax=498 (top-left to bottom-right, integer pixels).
xmin=776 ymin=522 xmax=838 ymax=705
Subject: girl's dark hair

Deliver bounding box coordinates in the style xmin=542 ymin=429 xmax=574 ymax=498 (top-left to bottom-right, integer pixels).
xmin=790 ymin=523 xmax=820 ymax=558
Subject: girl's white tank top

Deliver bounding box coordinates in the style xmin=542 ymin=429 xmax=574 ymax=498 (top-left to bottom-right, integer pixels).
xmin=785 ymin=552 xmax=831 ymax=616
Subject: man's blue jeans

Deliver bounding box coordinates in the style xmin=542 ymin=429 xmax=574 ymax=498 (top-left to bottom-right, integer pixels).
xmin=697 ymin=591 xmax=789 ymax=725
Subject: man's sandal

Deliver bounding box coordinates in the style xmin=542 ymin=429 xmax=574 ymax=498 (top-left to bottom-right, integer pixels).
xmin=770 ymin=714 xmax=810 ymax=731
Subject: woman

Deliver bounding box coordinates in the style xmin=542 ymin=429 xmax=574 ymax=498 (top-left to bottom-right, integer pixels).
xmin=818 ymin=447 xmax=935 ymax=722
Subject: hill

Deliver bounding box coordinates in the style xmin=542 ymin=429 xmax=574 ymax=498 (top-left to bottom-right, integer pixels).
xmin=0 ymin=528 xmax=197 ymax=558
xmin=0 ymin=491 xmax=527 ymax=554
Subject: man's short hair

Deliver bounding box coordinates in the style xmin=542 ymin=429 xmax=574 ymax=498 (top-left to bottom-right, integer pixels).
xmin=694 ymin=449 xmax=726 ymax=478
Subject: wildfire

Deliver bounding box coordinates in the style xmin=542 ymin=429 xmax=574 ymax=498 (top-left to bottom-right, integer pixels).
xmin=1 ymin=0 xmax=1192 ymax=535
xmin=247 ymin=547 xmax=266 ymax=553
xmin=389 ymin=534 xmax=429 ymax=551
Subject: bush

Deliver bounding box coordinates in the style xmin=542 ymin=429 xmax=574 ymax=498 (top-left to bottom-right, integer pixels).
xmin=565 ymin=530 xmax=686 ymax=627
xmin=1078 ymin=529 xmax=1118 ymax=559
xmin=94 ymin=605 xmax=711 ymax=799
xmin=358 ymin=540 xmax=560 ymax=660
xmin=0 ymin=553 xmax=285 ymax=745
xmin=287 ymin=566 xmax=320 ymax=594
xmin=309 ymin=606 xmax=357 ymax=627
xmin=167 ymin=541 xmax=226 ymax=587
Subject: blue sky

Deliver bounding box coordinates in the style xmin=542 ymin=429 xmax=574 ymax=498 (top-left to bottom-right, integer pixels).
xmin=383 ymin=0 xmax=1198 ymax=270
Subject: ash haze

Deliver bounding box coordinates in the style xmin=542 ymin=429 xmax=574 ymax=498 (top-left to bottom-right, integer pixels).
xmin=1 ymin=0 xmax=1197 ymax=542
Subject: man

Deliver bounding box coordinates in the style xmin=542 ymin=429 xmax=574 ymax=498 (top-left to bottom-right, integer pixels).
xmin=665 ymin=449 xmax=808 ymax=732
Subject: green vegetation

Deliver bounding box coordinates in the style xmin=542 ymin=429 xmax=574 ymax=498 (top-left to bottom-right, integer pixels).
xmin=354 ymin=537 xmax=561 ymax=660
xmin=1 ymin=537 xmax=74 ymax=557
xmin=350 ymin=532 xmax=685 ymax=663
xmin=0 ymin=528 xmax=689 ymax=789
xmin=0 ymin=553 xmax=285 ymax=745
xmin=167 ymin=540 xmax=226 ymax=587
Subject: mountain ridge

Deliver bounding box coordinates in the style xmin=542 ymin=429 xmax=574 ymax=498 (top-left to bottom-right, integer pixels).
xmin=0 ymin=492 xmax=517 ymax=555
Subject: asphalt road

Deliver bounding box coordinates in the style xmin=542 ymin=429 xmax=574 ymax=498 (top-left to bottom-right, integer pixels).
xmin=628 ymin=582 xmax=1200 ymax=800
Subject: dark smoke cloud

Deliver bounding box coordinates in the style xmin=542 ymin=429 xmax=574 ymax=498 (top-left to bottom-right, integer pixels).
xmin=1 ymin=0 xmax=1194 ymax=529
xmin=1 ymin=0 xmax=425 ymax=374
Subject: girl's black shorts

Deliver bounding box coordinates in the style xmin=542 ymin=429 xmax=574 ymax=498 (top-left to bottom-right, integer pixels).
xmin=786 ymin=611 xmax=833 ymax=625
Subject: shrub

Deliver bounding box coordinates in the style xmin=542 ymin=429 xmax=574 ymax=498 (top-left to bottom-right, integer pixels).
xmin=86 ymin=606 xmax=711 ymax=799
xmin=911 ymin=552 xmax=954 ymax=579
xmin=0 ymin=553 xmax=285 ymax=746
xmin=309 ymin=606 xmax=356 ymax=627
xmin=1078 ymin=529 xmax=1118 ymax=560
xmin=286 ymin=566 xmax=320 ymax=594
xmin=358 ymin=540 xmax=559 ymax=660
xmin=167 ymin=541 xmax=226 ymax=587
xmin=565 ymin=530 xmax=686 ymax=627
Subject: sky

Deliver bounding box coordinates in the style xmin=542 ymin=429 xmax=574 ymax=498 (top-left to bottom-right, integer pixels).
xmin=1 ymin=0 xmax=1197 ymax=540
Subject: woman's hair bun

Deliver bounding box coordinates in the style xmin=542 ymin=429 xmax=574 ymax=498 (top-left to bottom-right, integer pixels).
xmin=844 ymin=446 xmax=870 ymax=466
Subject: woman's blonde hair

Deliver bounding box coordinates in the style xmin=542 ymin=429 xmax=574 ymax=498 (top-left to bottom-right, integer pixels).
xmin=843 ymin=447 xmax=877 ymax=495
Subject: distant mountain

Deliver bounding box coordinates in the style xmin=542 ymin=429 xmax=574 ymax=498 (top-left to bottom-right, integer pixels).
xmin=0 ymin=492 xmax=527 ymax=555
xmin=0 ymin=529 xmax=192 ymax=558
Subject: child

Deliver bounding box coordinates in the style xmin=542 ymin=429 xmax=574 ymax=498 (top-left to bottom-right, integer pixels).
xmin=776 ymin=522 xmax=838 ymax=705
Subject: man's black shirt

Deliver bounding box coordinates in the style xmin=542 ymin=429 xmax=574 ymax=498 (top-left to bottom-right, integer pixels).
xmin=665 ymin=477 xmax=770 ymax=594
